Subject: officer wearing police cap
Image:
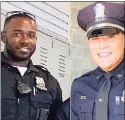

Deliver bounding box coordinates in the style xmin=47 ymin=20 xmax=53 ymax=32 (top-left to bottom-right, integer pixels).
xmin=71 ymin=2 xmax=124 ymax=120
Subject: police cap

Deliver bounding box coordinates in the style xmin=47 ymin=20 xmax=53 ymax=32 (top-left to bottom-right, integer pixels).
xmin=77 ymin=2 xmax=125 ymax=38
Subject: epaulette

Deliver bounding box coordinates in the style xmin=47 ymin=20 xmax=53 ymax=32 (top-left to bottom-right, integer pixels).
xmin=73 ymin=70 xmax=94 ymax=83
xmin=81 ymin=70 xmax=93 ymax=76
xmin=34 ymin=65 xmax=50 ymax=73
xmin=75 ymin=70 xmax=94 ymax=81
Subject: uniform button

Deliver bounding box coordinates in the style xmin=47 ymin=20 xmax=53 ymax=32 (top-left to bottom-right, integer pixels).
xmin=20 ymin=116 xmax=23 ymax=118
xmin=21 ymin=101 xmax=24 ymax=104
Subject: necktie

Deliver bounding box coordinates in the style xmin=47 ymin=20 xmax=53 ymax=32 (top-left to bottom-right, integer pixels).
xmin=95 ymin=72 xmax=112 ymax=120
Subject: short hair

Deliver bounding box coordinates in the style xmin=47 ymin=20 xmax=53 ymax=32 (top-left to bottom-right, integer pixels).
xmin=4 ymin=13 xmax=36 ymax=30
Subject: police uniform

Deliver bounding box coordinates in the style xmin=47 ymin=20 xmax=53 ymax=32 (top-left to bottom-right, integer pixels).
xmin=71 ymin=2 xmax=125 ymax=120
xmin=1 ymin=52 xmax=62 ymax=120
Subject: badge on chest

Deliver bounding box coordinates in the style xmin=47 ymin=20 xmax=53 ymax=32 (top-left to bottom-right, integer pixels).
xmin=35 ymin=76 xmax=47 ymax=91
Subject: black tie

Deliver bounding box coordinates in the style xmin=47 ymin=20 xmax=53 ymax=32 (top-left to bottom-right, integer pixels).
xmin=95 ymin=72 xmax=112 ymax=120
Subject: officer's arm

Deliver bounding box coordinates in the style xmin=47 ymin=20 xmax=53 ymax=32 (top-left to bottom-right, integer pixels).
xmin=54 ymin=98 xmax=70 ymax=120
xmin=48 ymin=75 xmax=63 ymax=120
xmin=54 ymin=103 xmax=68 ymax=120
xmin=71 ymin=81 xmax=80 ymax=120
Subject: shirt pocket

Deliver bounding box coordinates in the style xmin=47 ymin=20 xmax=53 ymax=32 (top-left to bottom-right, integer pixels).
xmin=30 ymin=90 xmax=53 ymax=117
xmin=113 ymin=101 xmax=124 ymax=120
xmin=78 ymin=99 xmax=95 ymax=120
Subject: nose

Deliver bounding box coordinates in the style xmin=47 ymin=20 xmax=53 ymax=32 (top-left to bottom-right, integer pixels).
xmin=19 ymin=34 xmax=30 ymax=44
xmin=99 ymin=36 xmax=108 ymax=49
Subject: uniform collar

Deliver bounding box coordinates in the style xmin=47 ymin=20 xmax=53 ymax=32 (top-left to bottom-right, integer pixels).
xmin=1 ymin=52 xmax=39 ymax=73
xmin=112 ymin=57 xmax=125 ymax=82
xmin=94 ymin=56 xmax=125 ymax=83
xmin=26 ymin=60 xmax=39 ymax=73
xmin=94 ymin=67 xmax=105 ymax=83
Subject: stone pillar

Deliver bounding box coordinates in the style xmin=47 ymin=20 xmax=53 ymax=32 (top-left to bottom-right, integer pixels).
xmin=70 ymin=2 xmax=97 ymax=81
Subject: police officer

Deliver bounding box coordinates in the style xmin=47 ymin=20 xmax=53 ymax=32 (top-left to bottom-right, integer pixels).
xmin=55 ymin=98 xmax=70 ymax=120
xmin=71 ymin=2 xmax=124 ymax=120
xmin=1 ymin=11 xmax=62 ymax=120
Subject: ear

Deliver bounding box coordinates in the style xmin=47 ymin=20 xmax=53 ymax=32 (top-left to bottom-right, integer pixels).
xmin=1 ymin=31 xmax=7 ymax=44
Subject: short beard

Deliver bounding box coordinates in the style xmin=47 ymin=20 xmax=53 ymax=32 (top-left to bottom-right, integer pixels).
xmin=6 ymin=40 xmax=35 ymax=61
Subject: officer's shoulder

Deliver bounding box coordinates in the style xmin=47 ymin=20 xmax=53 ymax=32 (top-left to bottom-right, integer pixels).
xmin=34 ymin=65 xmax=58 ymax=83
xmin=34 ymin=65 xmax=50 ymax=73
xmin=81 ymin=70 xmax=94 ymax=77
xmin=78 ymin=70 xmax=94 ymax=79
xmin=73 ymin=70 xmax=94 ymax=84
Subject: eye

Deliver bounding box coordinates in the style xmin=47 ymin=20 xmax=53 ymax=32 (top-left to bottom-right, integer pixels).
xmin=13 ymin=32 xmax=21 ymax=37
xmin=28 ymin=33 xmax=36 ymax=39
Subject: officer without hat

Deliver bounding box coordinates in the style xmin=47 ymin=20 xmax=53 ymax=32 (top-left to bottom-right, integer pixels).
xmin=1 ymin=11 xmax=62 ymax=120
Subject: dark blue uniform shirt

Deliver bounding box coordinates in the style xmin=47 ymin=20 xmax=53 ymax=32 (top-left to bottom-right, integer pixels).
xmin=71 ymin=57 xmax=124 ymax=120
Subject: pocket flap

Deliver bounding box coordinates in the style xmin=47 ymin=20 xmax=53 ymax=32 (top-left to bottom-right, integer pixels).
xmin=1 ymin=87 xmax=16 ymax=100
xmin=30 ymin=91 xmax=52 ymax=104
xmin=80 ymin=99 xmax=95 ymax=113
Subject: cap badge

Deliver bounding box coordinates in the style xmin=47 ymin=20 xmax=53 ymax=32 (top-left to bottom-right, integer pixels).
xmin=94 ymin=3 xmax=106 ymax=22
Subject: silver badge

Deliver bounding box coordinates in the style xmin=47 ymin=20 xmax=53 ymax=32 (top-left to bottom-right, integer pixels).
xmin=36 ymin=77 xmax=47 ymax=91
xmin=94 ymin=3 xmax=106 ymax=22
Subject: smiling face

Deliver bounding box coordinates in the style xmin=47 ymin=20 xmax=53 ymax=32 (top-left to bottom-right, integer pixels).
xmin=1 ymin=16 xmax=37 ymax=61
xmin=88 ymin=32 xmax=124 ymax=71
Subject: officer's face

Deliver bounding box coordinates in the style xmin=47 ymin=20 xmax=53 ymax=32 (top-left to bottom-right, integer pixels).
xmin=88 ymin=32 xmax=124 ymax=71
xmin=1 ymin=17 xmax=37 ymax=61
